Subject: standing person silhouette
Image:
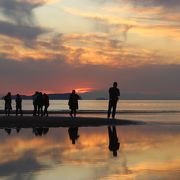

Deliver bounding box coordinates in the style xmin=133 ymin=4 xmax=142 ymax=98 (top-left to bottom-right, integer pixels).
xmin=68 ymin=90 xmax=80 ymax=118
xmin=43 ymin=93 xmax=49 ymax=116
xmin=15 ymin=94 xmax=23 ymax=116
xmin=33 ymin=91 xmax=38 ymax=116
xmin=37 ymin=92 xmax=43 ymax=116
xmin=4 ymin=92 xmax=12 ymax=116
xmin=107 ymin=82 xmax=120 ymax=119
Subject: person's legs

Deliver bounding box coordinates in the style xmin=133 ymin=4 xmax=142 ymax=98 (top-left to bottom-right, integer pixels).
xmin=70 ymin=109 xmax=73 ymax=117
xmin=74 ymin=109 xmax=77 ymax=118
xmin=107 ymin=100 xmax=113 ymax=118
xmin=40 ymin=106 xmax=43 ymax=116
xmin=20 ymin=106 xmax=23 ymax=116
xmin=7 ymin=108 xmax=10 ymax=116
xmin=33 ymin=104 xmax=37 ymax=116
xmin=16 ymin=106 xmax=18 ymax=116
xmin=5 ymin=107 xmax=7 ymax=116
xmin=44 ymin=106 xmax=48 ymax=116
xmin=112 ymin=101 xmax=117 ymax=119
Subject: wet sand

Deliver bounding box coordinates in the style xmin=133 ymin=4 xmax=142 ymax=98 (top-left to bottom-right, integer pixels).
xmin=0 ymin=116 xmax=143 ymax=128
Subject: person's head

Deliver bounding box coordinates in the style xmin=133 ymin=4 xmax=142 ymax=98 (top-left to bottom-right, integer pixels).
xmin=113 ymin=82 xmax=117 ymax=88
xmin=17 ymin=94 xmax=20 ymax=97
xmin=113 ymin=150 xmax=117 ymax=157
xmin=72 ymin=90 xmax=76 ymax=94
xmin=8 ymin=92 xmax=11 ymax=96
xmin=35 ymin=91 xmax=39 ymax=95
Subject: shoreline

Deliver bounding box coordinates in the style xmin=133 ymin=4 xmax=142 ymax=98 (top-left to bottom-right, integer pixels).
xmin=0 ymin=110 xmax=179 ymax=115
xmin=0 ymin=116 xmax=144 ymax=128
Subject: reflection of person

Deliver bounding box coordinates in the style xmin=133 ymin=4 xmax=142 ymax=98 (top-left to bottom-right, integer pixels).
xmin=108 ymin=126 xmax=120 ymax=157
xmin=107 ymin=82 xmax=120 ymax=119
xmin=3 ymin=92 xmax=12 ymax=116
xmin=4 ymin=128 xmax=11 ymax=135
xmin=16 ymin=94 xmax=23 ymax=116
xmin=33 ymin=128 xmax=49 ymax=136
xmin=68 ymin=127 xmax=79 ymax=144
xmin=68 ymin=90 xmax=80 ymax=118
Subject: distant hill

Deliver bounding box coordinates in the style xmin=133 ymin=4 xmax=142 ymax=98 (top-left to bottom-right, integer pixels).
xmin=1 ymin=92 xmax=180 ymax=100
xmin=9 ymin=93 xmax=71 ymax=100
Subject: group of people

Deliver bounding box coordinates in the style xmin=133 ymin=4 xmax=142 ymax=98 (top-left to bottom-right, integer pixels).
xmin=33 ymin=92 xmax=49 ymax=116
xmin=2 ymin=82 xmax=120 ymax=119
xmin=3 ymin=92 xmax=22 ymax=116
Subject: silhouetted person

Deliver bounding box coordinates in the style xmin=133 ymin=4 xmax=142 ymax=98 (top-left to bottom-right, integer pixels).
xmin=43 ymin=93 xmax=49 ymax=116
xmin=108 ymin=126 xmax=120 ymax=157
xmin=37 ymin=92 xmax=43 ymax=116
xmin=68 ymin=127 xmax=79 ymax=144
xmin=33 ymin=91 xmax=39 ymax=116
xmin=3 ymin=92 xmax=12 ymax=116
xmin=16 ymin=94 xmax=23 ymax=116
xmin=68 ymin=90 xmax=80 ymax=118
xmin=107 ymin=82 xmax=120 ymax=119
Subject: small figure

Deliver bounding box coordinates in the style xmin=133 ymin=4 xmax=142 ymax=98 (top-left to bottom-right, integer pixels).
xmin=68 ymin=127 xmax=79 ymax=144
xmin=33 ymin=91 xmax=39 ymax=116
xmin=68 ymin=90 xmax=80 ymax=118
xmin=15 ymin=94 xmax=23 ymax=116
xmin=3 ymin=92 xmax=12 ymax=116
xmin=107 ymin=82 xmax=120 ymax=119
xmin=37 ymin=92 xmax=43 ymax=116
xmin=108 ymin=126 xmax=120 ymax=157
xmin=43 ymin=93 xmax=49 ymax=116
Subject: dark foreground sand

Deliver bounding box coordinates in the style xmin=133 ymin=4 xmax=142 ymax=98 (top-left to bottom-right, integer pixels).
xmin=0 ymin=116 xmax=143 ymax=128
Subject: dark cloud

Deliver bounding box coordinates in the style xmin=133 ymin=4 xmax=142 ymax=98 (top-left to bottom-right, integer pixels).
xmin=126 ymin=0 xmax=180 ymax=9
xmin=94 ymin=0 xmax=180 ymax=10
xmin=0 ymin=0 xmax=49 ymax=42
xmin=0 ymin=151 xmax=48 ymax=177
xmin=0 ymin=21 xmax=48 ymax=41
xmin=0 ymin=0 xmax=43 ymax=25
xmin=0 ymin=57 xmax=179 ymax=98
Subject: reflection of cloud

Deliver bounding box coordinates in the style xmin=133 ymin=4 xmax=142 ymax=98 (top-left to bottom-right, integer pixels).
xmin=0 ymin=151 xmax=48 ymax=178
xmin=0 ymin=126 xmax=179 ymax=179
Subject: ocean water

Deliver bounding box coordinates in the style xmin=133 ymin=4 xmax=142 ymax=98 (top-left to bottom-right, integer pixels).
xmin=0 ymin=100 xmax=180 ymax=179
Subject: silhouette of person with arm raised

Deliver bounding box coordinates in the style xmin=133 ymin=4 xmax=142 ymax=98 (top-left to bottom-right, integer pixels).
xmin=15 ymin=94 xmax=23 ymax=116
xmin=68 ymin=127 xmax=79 ymax=144
xmin=108 ymin=126 xmax=120 ymax=157
xmin=3 ymin=92 xmax=12 ymax=116
xmin=107 ymin=82 xmax=120 ymax=119
xmin=43 ymin=93 xmax=49 ymax=116
xmin=68 ymin=90 xmax=80 ymax=118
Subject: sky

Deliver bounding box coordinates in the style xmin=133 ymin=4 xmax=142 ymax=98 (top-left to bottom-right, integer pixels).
xmin=0 ymin=0 xmax=180 ymax=97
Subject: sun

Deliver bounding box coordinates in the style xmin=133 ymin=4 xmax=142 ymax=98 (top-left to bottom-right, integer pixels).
xmin=75 ymin=88 xmax=94 ymax=94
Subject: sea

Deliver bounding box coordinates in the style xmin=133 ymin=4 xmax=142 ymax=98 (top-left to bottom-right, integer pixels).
xmin=0 ymin=100 xmax=180 ymax=180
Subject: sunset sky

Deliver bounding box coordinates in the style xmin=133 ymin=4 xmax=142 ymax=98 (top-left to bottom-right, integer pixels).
xmin=0 ymin=0 xmax=180 ymax=96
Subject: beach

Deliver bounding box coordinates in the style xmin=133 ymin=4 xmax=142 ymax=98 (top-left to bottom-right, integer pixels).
xmin=0 ymin=100 xmax=180 ymax=179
